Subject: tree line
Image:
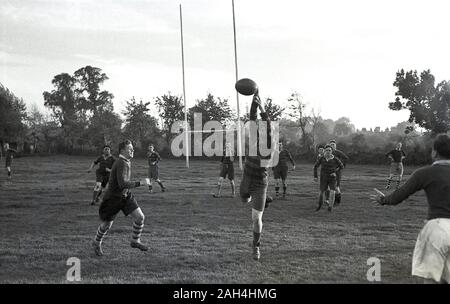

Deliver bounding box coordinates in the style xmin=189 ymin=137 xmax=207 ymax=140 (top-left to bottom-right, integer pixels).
xmin=1 ymin=66 xmax=449 ymax=165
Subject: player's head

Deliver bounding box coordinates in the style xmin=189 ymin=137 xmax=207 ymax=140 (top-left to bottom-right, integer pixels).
xmin=432 ymin=134 xmax=450 ymax=160
xmin=103 ymin=145 xmax=111 ymax=155
xmin=396 ymin=142 xmax=402 ymax=149
xmin=329 ymin=140 xmax=336 ymax=150
xmin=278 ymin=142 xmax=283 ymax=150
xmin=324 ymin=144 xmax=333 ymax=157
xmin=148 ymin=144 xmax=154 ymax=152
xmin=119 ymin=140 xmax=134 ymax=159
xmin=317 ymin=144 xmax=324 ymax=155
xmin=4 ymin=142 xmax=9 ymax=149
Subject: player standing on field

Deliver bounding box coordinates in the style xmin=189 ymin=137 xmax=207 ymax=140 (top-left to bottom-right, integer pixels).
xmin=213 ymin=143 xmax=235 ymax=198
xmin=92 ymin=140 xmax=151 ymax=256
xmin=329 ymin=140 xmax=348 ymax=205
xmin=147 ymin=144 xmax=166 ymax=193
xmin=314 ymin=144 xmax=344 ymax=212
xmin=385 ymin=142 xmax=407 ymax=190
xmin=272 ymin=142 xmax=295 ymax=199
xmin=87 ymin=145 xmax=115 ymax=205
xmin=370 ymin=134 xmax=450 ymax=284
xmin=4 ymin=142 xmax=17 ymax=182
xmin=240 ymin=89 xmax=274 ymax=261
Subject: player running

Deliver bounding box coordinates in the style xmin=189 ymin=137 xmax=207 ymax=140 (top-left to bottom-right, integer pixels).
xmin=272 ymin=142 xmax=295 ymax=199
xmin=385 ymin=142 xmax=407 ymax=190
xmin=87 ymin=145 xmax=115 ymax=205
xmin=329 ymin=140 xmax=349 ymax=205
xmin=370 ymin=134 xmax=450 ymax=284
xmin=213 ymin=143 xmax=235 ymax=198
xmin=92 ymin=140 xmax=151 ymax=256
xmin=147 ymin=144 xmax=166 ymax=193
xmin=314 ymin=144 xmax=344 ymax=212
xmin=316 ymin=144 xmax=325 ymax=161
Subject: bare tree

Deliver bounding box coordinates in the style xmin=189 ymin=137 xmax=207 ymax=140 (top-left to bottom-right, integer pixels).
xmin=288 ymin=91 xmax=312 ymax=154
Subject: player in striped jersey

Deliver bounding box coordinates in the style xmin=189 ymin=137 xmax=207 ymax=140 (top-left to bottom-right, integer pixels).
xmin=147 ymin=144 xmax=166 ymax=193
xmin=385 ymin=142 xmax=407 ymax=190
xmin=213 ymin=143 xmax=235 ymax=198
xmin=272 ymin=142 xmax=295 ymax=199
xmin=92 ymin=140 xmax=151 ymax=256
xmin=240 ymin=90 xmax=274 ymax=261
xmin=329 ymin=140 xmax=349 ymax=205
xmin=314 ymin=145 xmax=344 ymax=212
xmin=87 ymin=145 xmax=115 ymax=205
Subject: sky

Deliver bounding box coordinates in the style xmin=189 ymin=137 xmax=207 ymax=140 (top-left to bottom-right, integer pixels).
xmin=1 ymin=0 xmax=450 ymax=130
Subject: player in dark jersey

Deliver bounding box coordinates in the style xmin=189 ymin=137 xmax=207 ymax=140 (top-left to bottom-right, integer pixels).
xmin=329 ymin=140 xmax=349 ymax=205
xmin=370 ymin=134 xmax=450 ymax=283
xmin=4 ymin=143 xmax=17 ymax=182
xmin=240 ymin=90 xmax=274 ymax=261
xmin=87 ymin=145 xmax=115 ymax=205
xmin=147 ymin=144 xmax=166 ymax=193
xmin=92 ymin=140 xmax=151 ymax=256
xmin=213 ymin=143 xmax=235 ymax=198
xmin=272 ymin=142 xmax=295 ymax=199
xmin=385 ymin=142 xmax=407 ymax=190
xmin=314 ymin=144 xmax=344 ymax=212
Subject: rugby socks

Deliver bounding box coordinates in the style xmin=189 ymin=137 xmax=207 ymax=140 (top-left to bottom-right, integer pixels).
xmin=283 ymin=184 xmax=287 ymax=195
xmin=253 ymin=232 xmax=261 ymax=248
xmin=157 ymin=180 xmax=165 ymax=191
xmin=96 ymin=189 xmax=102 ymax=201
xmin=132 ymin=222 xmax=144 ymax=243
xmin=92 ymin=191 xmax=99 ymax=203
xmin=95 ymin=225 xmax=109 ymax=244
xmin=386 ymin=178 xmax=392 ymax=189
xmin=148 ymin=184 xmax=153 ymax=192
xmin=275 ymin=186 xmax=280 ymax=196
xmin=396 ymin=178 xmax=401 ymax=189
xmin=335 ymin=192 xmax=341 ymax=205
xmin=215 ymin=183 xmax=222 ymax=197
xmin=231 ymin=181 xmax=235 ymax=196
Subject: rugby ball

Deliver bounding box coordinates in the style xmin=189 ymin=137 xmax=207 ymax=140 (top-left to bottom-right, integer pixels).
xmin=235 ymin=78 xmax=258 ymax=96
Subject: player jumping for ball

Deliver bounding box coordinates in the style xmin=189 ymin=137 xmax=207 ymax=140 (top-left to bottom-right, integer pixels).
xmin=272 ymin=142 xmax=295 ymax=199
xmin=87 ymin=145 xmax=115 ymax=205
xmin=314 ymin=144 xmax=344 ymax=212
xmin=92 ymin=140 xmax=151 ymax=256
xmin=213 ymin=143 xmax=235 ymax=198
xmin=370 ymin=134 xmax=450 ymax=284
xmin=240 ymin=90 xmax=274 ymax=261
xmin=385 ymin=142 xmax=406 ymax=190
xmin=147 ymin=144 xmax=166 ymax=193
xmin=4 ymin=142 xmax=17 ymax=182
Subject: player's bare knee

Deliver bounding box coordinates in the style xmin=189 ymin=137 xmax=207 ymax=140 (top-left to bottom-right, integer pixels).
xmin=135 ymin=210 xmax=145 ymax=224
xmin=94 ymin=182 xmax=101 ymax=191
xmin=101 ymin=221 xmax=113 ymax=230
xmin=241 ymin=194 xmax=251 ymax=203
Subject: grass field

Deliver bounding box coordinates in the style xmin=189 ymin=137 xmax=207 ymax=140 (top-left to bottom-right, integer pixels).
xmin=0 ymin=155 xmax=428 ymax=283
